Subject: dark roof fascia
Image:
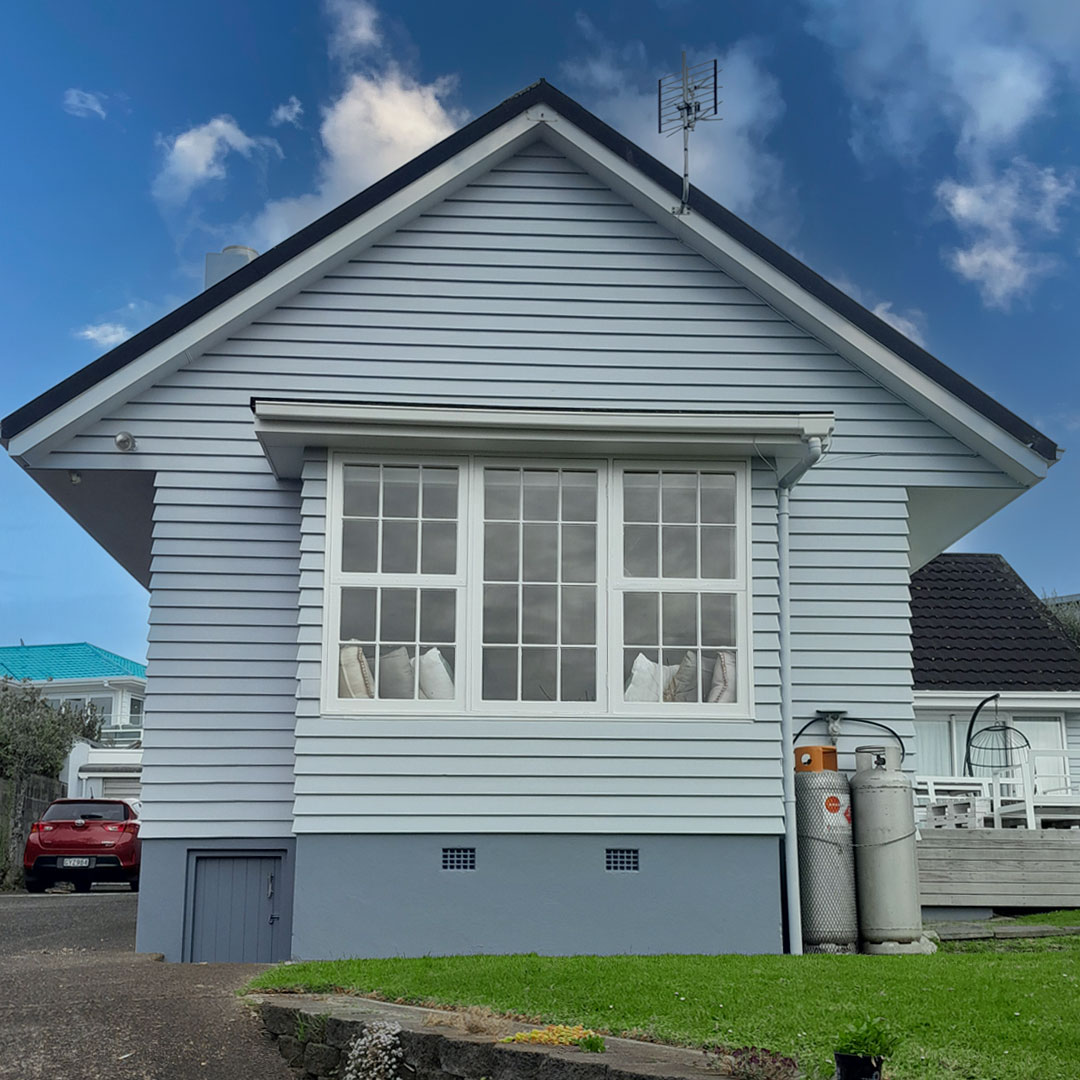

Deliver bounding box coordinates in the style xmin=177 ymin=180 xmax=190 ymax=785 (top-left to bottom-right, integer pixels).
xmin=1 ymin=80 xmax=1059 ymax=462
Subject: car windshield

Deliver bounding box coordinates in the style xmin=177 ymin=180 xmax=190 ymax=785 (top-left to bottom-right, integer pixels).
xmin=42 ymin=802 xmax=127 ymax=822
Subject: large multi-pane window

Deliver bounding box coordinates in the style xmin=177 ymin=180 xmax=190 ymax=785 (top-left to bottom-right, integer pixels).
xmin=327 ymin=457 xmax=747 ymax=714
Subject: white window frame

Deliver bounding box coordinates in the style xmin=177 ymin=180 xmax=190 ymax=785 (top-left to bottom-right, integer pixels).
xmin=322 ymin=452 xmax=753 ymax=719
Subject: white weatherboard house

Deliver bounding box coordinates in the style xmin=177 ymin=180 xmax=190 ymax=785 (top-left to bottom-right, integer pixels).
xmin=1 ymin=82 xmax=1061 ymax=962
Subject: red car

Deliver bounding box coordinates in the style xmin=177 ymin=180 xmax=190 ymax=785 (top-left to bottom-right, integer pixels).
xmin=23 ymin=798 xmax=141 ymax=893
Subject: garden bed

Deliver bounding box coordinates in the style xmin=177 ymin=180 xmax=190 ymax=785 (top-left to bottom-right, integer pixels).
xmin=246 ymin=946 xmax=1080 ymax=1080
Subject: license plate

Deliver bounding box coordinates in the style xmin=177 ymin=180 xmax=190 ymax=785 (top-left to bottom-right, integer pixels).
xmin=60 ymin=857 xmax=91 ymax=868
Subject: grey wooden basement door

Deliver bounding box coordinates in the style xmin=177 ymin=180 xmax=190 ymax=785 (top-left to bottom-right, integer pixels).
xmin=188 ymin=853 xmax=286 ymax=962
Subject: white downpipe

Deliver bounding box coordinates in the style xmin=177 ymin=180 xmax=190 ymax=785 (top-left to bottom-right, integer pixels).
xmin=777 ymin=436 xmax=824 ymax=956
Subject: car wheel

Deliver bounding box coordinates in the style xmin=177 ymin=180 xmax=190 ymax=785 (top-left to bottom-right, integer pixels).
xmin=73 ymin=879 xmax=92 ymax=893
xmin=24 ymin=875 xmax=47 ymax=894
xmin=130 ymin=877 xmax=140 ymax=893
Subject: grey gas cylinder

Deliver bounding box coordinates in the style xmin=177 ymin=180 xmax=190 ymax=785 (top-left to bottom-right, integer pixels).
xmin=850 ymin=744 xmax=922 ymax=945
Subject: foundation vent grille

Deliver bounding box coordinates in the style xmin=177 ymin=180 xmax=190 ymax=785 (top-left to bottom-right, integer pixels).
xmin=605 ymin=848 xmax=640 ymax=872
xmin=442 ymin=847 xmax=477 ymax=871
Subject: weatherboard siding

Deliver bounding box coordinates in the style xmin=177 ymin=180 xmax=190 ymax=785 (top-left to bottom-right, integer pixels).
xmin=47 ymin=138 xmax=1000 ymax=835
xmin=139 ymin=469 xmax=300 ymax=839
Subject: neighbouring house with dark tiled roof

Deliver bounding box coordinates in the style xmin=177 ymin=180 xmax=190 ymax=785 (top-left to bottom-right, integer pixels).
xmin=909 ymin=553 xmax=1080 ymax=782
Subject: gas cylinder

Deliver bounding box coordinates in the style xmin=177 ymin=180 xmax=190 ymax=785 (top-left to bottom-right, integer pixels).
xmin=795 ymin=745 xmax=857 ymax=951
xmin=850 ymin=744 xmax=922 ymax=945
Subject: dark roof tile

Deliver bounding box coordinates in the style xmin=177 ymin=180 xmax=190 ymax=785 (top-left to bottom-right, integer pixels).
xmin=910 ymin=553 xmax=1080 ymax=691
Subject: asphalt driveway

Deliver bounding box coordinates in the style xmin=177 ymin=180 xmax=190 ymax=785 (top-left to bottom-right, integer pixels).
xmin=0 ymin=889 xmax=292 ymax=1080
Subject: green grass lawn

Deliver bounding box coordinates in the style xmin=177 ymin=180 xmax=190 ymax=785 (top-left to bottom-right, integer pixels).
xmin=247 ymin=942 xmax=1080 ymax=1080
xmin=1005 ymin=908 xmax=1080 ymax=927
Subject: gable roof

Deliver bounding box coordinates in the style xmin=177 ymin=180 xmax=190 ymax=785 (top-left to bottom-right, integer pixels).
xmin=0 ymin=642 xmax=147 ymax=682
xmin=910 ymin=553 xmax=1080 ymax=692
xmin=0 ymin=80 xmax=1058 ymax=464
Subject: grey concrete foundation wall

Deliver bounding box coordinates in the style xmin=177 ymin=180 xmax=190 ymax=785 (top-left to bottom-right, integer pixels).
xmin=292 ymin=834 xmax=783 ymax=958
xmin=135 ymin=836 xmax=296 ymax=961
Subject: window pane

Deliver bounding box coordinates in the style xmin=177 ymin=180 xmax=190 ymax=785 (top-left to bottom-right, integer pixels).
xmin=421 ymin=521 xmax=457 ymax=574
xmin=484 ymin=523 xmax=519 ymax=581
xmin=421 ymin=467 xmax=458 ymax=519
xmin=485 ymin=469 xmax=520 ymax=519
xmin=523 ymin=471 xmax=559 ymax=521
xmin=562 ymin=525 xmax=596 ymax=583
xmin=703 ymin=650 xmax=737 ymax=703
xmin=483 ymin=647 xmax=518 ymax=700
xmin=623 ymin=649 xmax=663 ymax=702
xmin=418 ymin=645 xmax=456 ymax=699
xmin=623 ymin=472 xmax=658 ymax=522
xmin=662 ymin=593 xmax=697 ymax=646
xmin=624 ymin=592 xmax=659 ymax=646
xmin=343 ymin=466 xmax=379 ymax=517
xmin=381 ymin=520 xmax=418 ymax=573
xmin=483 ymin=585 xmax=518 ymax=643
xmin=378 ymin=645 xmax=416 ymax=699
xmin=340 ymin=587 xmax=377 ymax=640
xmin=342 ymin=519 xmax=377 ymax=572
xmin=701 ymin=473 xmax=736 ymax=523
xmin=522 ymin=585 xmax=558 ymax=644
xmin=664 ymin=649 xmax=699 ymax=702
xmin=380 ymin=588 xmax=417 ymax=642
xmin=662 ymin=473 xmax=697 ymax=522
xmin=522 ymin=648 xmax=558 ymax=701
xmin=913 ymin=720 xmax=952 ymax=776
xmin=561 ymin=586 xmax=596 ymax=645
xmin=523 ymin=524 xmax=558 ymax=581
xmin=383 ymin=466 xmax=419 ymax=517
xmin=701 ymin=526 xmax=736 ymax=579
xmin=339 ymin=644 xmax=375 ymax=699
xmin=662 ymin=526 xmax=697 ymax=577
xmin=701 ymin=594 xmax=736 ymax=646
xmin=624 ymin=525 xmax=658 ymax=577
xmin=561 ymin=649 xmax=596 ymax=701
xmin=562 ymin=471 xmax=597 ymax=521
xmin=420 ymin=589 xmax=456 ymax=642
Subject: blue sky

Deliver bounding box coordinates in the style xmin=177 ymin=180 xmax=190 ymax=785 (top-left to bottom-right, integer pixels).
xmin=2 ymin=0 xmax=1079 ymax=663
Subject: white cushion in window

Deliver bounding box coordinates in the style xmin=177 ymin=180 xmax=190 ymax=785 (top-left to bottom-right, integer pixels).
xmin=379 ymin=646 xmax=415 ymax=699
xmin=418 ymin=647 xmax=455 ymax=700
xmin=624 ymin=652 xmax=679 ymax=702
xmin=339 ymin=645 xmax=374 ymax=699
xmin=664 ymin=651 xmax=698 ymax=702
xmin=707 ymin=649 xmax=737 ymax=703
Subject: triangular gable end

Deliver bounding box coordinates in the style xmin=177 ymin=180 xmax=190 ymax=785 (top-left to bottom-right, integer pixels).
xmin=3 ymin=81 xmax=1056 ymax=488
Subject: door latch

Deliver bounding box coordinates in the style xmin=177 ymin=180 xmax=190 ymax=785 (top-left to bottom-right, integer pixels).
xmin=267 ymin=872 xmax=274 ymax=900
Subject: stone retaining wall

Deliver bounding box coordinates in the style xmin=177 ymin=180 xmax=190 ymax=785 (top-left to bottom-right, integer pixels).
xmin=254 ymin=996 xmax=717 ymax=1080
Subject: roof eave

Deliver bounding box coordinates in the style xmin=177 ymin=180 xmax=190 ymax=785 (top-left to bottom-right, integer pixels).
xmin=1 ymin=79 xmax=1060 ymax=474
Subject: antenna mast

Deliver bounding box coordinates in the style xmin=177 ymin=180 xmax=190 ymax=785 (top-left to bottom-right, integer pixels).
xmin=658 ymin=53 xmax=720 ymax=215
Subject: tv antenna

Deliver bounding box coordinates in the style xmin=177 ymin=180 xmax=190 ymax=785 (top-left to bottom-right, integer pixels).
xmin=658 ymin=53 xmax=720 ymax=215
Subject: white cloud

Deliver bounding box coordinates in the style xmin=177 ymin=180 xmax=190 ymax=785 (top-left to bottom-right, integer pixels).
xmin=63 ymin=89 xmax=107 ymax=120
xmin=325 ymin=0 xmax=381 ymax=59
xmin=74 ymin=322 xmax=131 ymax=347
xmin=936 ymin=160 xmax=1076 ymax=308
xmin=802 ymin=0 xmax=1069 ymax=166
xmin=251 ymin=67 xmax=465 ymax=249
xmin=152 ymin=116 xmax=281 ymax=206
xmin=827 ymin=273 xmax=929 ymax=347
xmin=269 ymin=95 xmax=304 ymax=128
xmin=803 ymin=0 xmax=1080 ymax=307
xmin=561 ymin=17 xmax=787 ymax=232
xmin=871 ymin=302 xmax=927 ymax=347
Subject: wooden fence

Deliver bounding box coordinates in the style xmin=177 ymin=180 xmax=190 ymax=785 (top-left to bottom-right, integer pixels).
xmin=0 ymin=774 xmax=66 ymax=886
xmin=918 ymin=829 xmax=1080 ymax=908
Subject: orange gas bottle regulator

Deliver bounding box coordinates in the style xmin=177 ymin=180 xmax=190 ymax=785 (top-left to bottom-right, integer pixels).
xmin=794 ymin=744 xmax=838 ymax=772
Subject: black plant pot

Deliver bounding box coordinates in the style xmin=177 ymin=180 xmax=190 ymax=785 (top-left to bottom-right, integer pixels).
xmin=833 ymin=1052 xmax=884 ymax=1080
